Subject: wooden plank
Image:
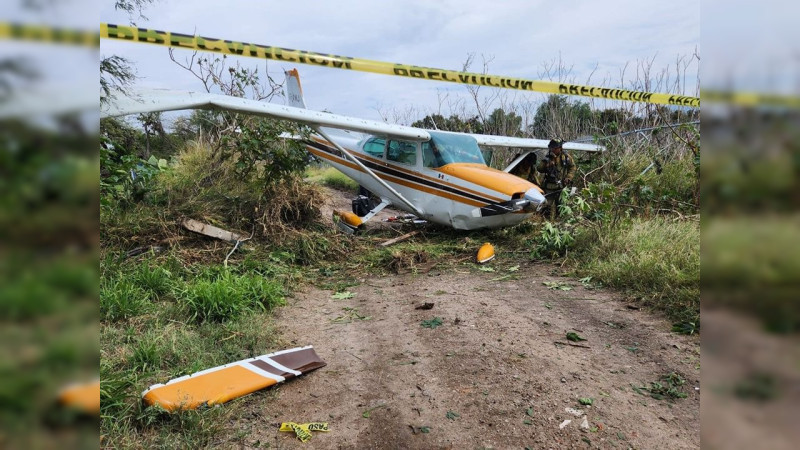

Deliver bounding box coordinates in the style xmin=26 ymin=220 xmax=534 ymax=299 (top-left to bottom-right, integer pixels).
xmin=379 ymin=230 xmax=419 ymax=247
xmin=182 ymin=218 xmax=244 ymax=242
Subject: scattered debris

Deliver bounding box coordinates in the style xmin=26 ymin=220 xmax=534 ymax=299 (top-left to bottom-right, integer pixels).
xmin=559 ymin=419 xmax=572 ymax=429
xmin=386 ymin=249 xmax=429 ymax=274
xmin=625 ymin=344 xmax=639 ymax=353
xmin=632 ymin=372 xmax=688 ymax=400
xmin=626 ymin=304 xmax=640 ymax=310
xmin=181 ymin=218 xmax=244 ymax=242
xmin=566 ymin=332 xmax=587 ymax=342
xmin=565 ymin=407 xmax=584 ymax=417
xmin=445 ymin=411 xmax=460 ymax=420
xmin=733 ymin=372 xmax=778 ymax=401
xmin=525 ymin=407 xmax=534 ymax=417
xmin=507 ymin=265 xmax=520 ymax=272
xmin=580 ymin=416 xmax=590 ymax=430
xmin=279 ymin=422 xmax=329 ymax=443
xmin=141 ymin=346 xmax=326 ymax=411
xmin=523 ymin=419 xmax=533 ymax=425
xmin=416 ymin=261 xmax=440 ymax=274
xmin=362 ymin=403 xmax=386 ymax=418
xmin=125 ymin=245 xmax=166 ymax=259
xmin=409 ymin=425 xmax=431 ymax=434
xmin=415 ymin=302 xmax=435 ymax=310
xmin=421 ymin=317 xmax=444 ymax=329
xmin=379 ymin=230 xmax=420 ymax=247
xmin=392 ymin=360 xmax=418 ymax=366
xmin=543 ymin=281 xmax=572 ymax=291
xmin=332 ymin=291 xmax=355 ymax=300
xmin=58 ymin=380 xmax=100 ymax=415
xmin=578 ymin=397 xmax=594 ymax=406
xmin=476 ymin=242 xmax=495 ymax=263
xmin=671 ymin=321 xmax=699 ymax=335
xmin=490 ymin=274 xmax=517 ymax=282
xmin=555 ymin=341 xmax=590 ymax=349
xmin=478 ymin=266 xmax=495 ymax=272
xmin=331 ymin=307 xmax=370 ymax=323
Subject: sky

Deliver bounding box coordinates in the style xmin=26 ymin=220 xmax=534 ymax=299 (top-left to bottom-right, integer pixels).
xmin=3 ymin=1 xmax=799 ymax=127
xmin=93 ymin=0 xmax=700 ymax=127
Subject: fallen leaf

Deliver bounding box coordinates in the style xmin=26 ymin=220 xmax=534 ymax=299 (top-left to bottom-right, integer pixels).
xmin=332 ymin=291 xmax=355 ymax=300
xmin=421 ymin=317 xmax=444 ymax=329
xmin=566 ymin=332 xmax=587 ymax=342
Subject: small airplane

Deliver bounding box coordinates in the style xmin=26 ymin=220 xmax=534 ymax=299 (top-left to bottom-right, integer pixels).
xmin=101 ymin=69 xmax=604 ymax=232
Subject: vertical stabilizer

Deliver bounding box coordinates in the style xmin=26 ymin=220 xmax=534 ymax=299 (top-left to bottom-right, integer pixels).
xmin=285 ymin=69 xmax=307 ymax=109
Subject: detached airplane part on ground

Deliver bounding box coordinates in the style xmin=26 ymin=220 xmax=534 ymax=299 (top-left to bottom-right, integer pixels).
xmin=141 ymin=346 xmax=326 ymax=411
xmin=101 ymin=69 xmax=605 ymax=231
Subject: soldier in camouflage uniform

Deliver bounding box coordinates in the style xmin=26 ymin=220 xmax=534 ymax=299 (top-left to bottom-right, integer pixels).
xmin=537 ymin=139 xmax=576 ymax=219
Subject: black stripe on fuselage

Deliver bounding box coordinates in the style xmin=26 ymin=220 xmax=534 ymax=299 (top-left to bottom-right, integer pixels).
xmin=305 ymin=139 xmax=497 ymax=205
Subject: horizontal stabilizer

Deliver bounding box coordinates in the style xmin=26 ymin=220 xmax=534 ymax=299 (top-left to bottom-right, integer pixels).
xmin=141 ymin=346 xmax=325 ymax=411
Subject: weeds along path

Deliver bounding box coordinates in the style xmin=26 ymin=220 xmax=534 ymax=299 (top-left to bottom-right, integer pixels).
xmin=245 ymin=266 xmax=700 ymax=449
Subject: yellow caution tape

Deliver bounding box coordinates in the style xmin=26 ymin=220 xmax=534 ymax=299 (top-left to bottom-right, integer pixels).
xmin=279 ymin=422 xmax=329 ymax=442
xmin=702 ymin=89 xmax=800 ymax=109
xmin=98 ymin=23 xmax=698 ymax=107
xmin=0 ymin=22 xmax=98 ymax=47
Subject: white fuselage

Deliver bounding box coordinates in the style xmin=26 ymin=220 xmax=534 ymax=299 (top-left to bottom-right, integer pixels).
xmin=305 ymin=130 xmax=540 ymax=230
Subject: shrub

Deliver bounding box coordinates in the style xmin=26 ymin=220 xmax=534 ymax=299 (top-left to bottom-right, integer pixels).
xmin=131 ymin=262 xmax=174 ymax=297
xmin=101 ymin=279 xmax=151 ymax=322
xmin=180 ymin=271 xmax=284 ymax=323
xmin=572 ymin=217 xmax=699 ymax=322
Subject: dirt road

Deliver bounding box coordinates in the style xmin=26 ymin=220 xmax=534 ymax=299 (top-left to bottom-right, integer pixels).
xmin=246 ymin=262 xmax=699 ymax=449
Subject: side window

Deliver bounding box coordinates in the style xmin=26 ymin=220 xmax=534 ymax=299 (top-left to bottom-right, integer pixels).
xmin=363 ymin=138 xmax=386 ymax=158
xmin=422 ymin=141 xmax=443 ymax=168
xmin=387 ymin=140 xmax=417 ymax=166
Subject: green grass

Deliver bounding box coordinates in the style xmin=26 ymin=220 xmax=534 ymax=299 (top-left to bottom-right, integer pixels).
xmin=97 ymin=137 xmax=704 ymax=446
xmin=100 ymin=251 xmax=292 ymax=447
xmin=571 ymin=217 xmax=699 ymax=323
xmin=180 ymin=271 xmax=285 ymax=323
xmin=131 ymin=261 xmax=174 ymax=297
xmin=702 ymin=215 xmax=800 ymax=332
xmin=305 ymin=165 xmax=358 ymax=191
xmin=101 ymin=279 xmax=151 ymax=322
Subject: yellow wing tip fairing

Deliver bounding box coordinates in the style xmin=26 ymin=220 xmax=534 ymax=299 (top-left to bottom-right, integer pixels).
xmin=476 ymin=242 xmax=495 ymax=264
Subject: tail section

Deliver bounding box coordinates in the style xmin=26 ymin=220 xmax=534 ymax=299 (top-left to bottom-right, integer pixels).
xmin=284 ymin=69 xmax=307 ymax=109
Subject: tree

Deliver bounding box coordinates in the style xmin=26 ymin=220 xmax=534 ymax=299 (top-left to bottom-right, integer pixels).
xmin=100 ymin=1 xmax=156 ymax=103
xmin=530 ymin=95 xmax=593 ymax=139
xmin=411 ymin=114 xmax=483 ymax=133
xmin=483 ymin=108 xmax=523 ymax=137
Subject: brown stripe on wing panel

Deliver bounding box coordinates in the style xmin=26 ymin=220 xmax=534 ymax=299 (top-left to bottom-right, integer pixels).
xmin=271 ymin=347 xmax=327 ymax=373
xmin=248 ymin=360 xmax=294 ymax=379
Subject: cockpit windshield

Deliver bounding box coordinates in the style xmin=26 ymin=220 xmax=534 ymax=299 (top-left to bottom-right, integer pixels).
xmin=423 ymin=131 xmax=486 ymax=168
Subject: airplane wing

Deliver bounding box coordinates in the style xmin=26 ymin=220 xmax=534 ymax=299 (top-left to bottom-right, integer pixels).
xmin=101 ymin=88 xmax=431 ymax=141
xmin=453 ymin=132 xmax=606 ymax=152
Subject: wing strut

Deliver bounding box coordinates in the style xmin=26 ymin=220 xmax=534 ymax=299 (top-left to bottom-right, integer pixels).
xmin=312 ymin=126 xmax=424 ymax=217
